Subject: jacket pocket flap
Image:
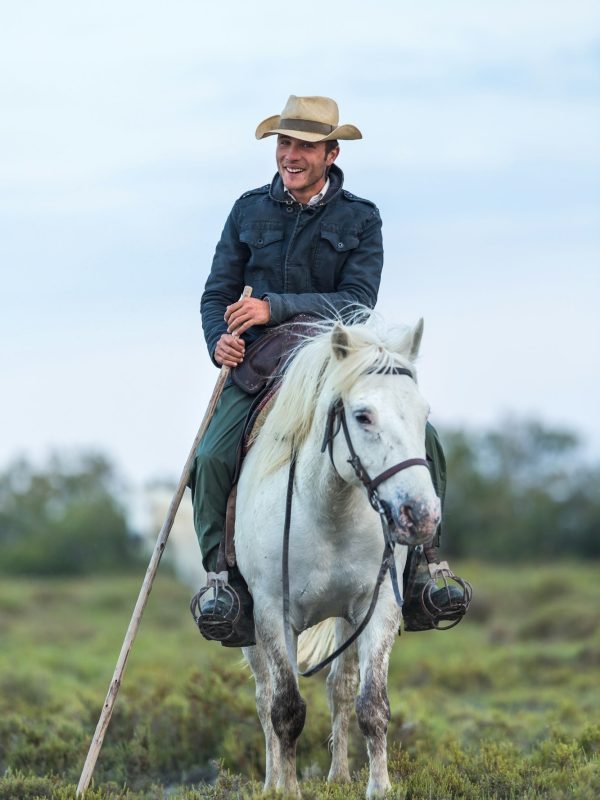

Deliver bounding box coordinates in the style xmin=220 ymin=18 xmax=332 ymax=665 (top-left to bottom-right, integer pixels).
xmin=321 ymin=229 xmax=359 ymax=252
xmin=240 ymin=228 xmax=284 ymax=248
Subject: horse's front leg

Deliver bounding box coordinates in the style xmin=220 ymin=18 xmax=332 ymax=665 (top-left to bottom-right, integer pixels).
xmin=256 ymin=605 xmax=306 ymax=797
xmin=243 ymin=640 xmax=281 ymax=791
xmin=326 ymin=619 xmax=359 ymax=783
xmin=355 ymin=600 xmax=400 ymax=798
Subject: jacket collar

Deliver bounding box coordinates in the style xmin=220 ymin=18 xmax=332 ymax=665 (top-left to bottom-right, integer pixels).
xmin=269 ymin=163 xmax=344 ymax=206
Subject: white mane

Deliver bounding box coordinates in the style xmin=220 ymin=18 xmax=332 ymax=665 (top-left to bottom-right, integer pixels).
xmin=250 ymin=313 xmax=420 ymax=479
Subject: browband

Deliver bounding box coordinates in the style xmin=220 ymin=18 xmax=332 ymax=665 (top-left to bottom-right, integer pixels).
xmin=368 ymin=365 xmax=414 ymax=379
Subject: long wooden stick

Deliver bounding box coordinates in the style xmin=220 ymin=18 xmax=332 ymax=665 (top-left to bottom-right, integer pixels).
xmin=76 ymin=285 xmax=253 ymax=797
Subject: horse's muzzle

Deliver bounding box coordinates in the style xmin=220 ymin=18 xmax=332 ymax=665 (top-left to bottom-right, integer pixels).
xmin=382 ymin=500 xmax=440 ymax=546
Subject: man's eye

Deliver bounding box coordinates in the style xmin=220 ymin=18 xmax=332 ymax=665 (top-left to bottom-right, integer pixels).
xmin=302 ymin=142 xmax=315 ymax=149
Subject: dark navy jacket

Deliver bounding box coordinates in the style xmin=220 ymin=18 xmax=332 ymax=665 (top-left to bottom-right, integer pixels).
xmin=201 ymin=164 xmax=383 ymax=362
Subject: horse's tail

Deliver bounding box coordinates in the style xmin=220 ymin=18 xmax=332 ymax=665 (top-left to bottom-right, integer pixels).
xmin=297 ymin=618 xmax=336 ymax=670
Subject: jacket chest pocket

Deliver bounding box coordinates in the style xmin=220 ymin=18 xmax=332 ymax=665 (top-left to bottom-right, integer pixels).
xmin=315 ymin=228 xmax=360 ymax=287
xmin=239 ymin=227 xmax=285 ymax=288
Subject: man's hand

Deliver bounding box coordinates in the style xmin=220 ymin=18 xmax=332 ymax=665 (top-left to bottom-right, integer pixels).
xmin=225 ymin=297 xmax=270 ymax=335
xmin=214 ymin=334 xmax=245 ymax=367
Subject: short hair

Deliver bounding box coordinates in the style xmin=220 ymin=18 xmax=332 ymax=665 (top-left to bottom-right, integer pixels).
xmin=325 ymin=139 xmax=339 ymax=154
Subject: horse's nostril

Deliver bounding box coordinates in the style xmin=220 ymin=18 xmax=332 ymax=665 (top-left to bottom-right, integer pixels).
xmin=401 ymin=504 xmax=415 ymax=524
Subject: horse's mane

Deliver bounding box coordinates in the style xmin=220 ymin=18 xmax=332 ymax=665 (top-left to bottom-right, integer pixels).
xmin=250 ymin=311 xmax=420 ymax=478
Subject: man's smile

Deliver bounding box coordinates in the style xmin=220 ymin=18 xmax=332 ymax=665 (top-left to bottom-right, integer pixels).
xmin=276 ymin=134 xmax=338 ymax=203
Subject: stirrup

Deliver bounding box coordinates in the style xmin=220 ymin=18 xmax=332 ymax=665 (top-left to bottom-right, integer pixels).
xmin=190 ymin=571 xmax=242 ymax=643
xmin=420 ymin=561 xmax=473 ymax=630
xmin=402 ymin=548 xmax=472 ymax=632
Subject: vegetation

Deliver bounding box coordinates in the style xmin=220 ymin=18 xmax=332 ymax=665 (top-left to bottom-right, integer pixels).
xmin=0 ymin=421 xmax=598 ymax=796
xmin=0 ymin=453 xmax=142 ymax=576
xmin=442 ymin=418 xmax=600 ymax=560
xmin=0 ymin=563 xmax=598 ymax=798
xmin=1 ymin=419 xmax=598 ymax=582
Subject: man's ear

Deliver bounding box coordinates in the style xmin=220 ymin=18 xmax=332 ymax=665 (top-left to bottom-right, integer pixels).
xmin=326 ymin=145 xmax=340 ymax=166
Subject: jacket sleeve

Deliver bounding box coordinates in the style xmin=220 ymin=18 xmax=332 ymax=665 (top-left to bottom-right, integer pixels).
xmin=264 ymin=208 xmax=383 ymax=325
xmin=200 ymin=207 xmax=248 ymax=365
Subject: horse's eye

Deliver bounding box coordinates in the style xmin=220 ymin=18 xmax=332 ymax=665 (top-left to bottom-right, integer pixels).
xmin=354 ymin=411 xmax=373 ymax=426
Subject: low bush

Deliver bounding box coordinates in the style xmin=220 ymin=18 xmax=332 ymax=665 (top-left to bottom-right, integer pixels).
xmin=0 ymin=564 xmax=598 ymax=798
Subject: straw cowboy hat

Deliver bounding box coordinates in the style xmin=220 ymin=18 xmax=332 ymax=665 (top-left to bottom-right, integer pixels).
xmin=255 ymin=95 xmax=362 ymax=142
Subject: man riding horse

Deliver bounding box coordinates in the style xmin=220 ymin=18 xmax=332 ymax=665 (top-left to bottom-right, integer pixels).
xmin=190 ymin=95 xmax=468 ymax=646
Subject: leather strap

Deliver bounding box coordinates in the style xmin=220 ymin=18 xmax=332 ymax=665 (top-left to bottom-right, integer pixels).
xmin=224 ymin=485 xmax=238 ymax=567
xmin=367 ymin=366 xmax=414 ymax=378
xmin=423 ymin=541 xmax=440 ymax=564
xmin=368 ymin=459 xmax=430 ymax=493
xmin=282 ymin=453 xmax=297 ymax=670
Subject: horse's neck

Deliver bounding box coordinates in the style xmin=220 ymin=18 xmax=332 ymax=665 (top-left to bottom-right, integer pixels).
xmin=294 ymin=412 xmax=365 ymax=534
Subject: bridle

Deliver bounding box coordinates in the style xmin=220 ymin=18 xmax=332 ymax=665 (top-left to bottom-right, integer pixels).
xmin=283 ymin=364 xmax=431 ymax=676
xmin=320 ymin=367 xmax=429 ymax=512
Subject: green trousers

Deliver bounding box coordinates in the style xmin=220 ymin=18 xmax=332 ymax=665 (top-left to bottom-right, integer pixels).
xmin=190 ymin=383 xmax=447 ymax=573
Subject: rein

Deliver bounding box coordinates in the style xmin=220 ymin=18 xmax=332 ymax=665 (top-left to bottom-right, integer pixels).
xmin=282 ymin=365 xmax=430 ymax=677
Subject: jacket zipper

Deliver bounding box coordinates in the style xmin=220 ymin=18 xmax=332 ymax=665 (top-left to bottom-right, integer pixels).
xmin=283 ymin=206 xmax=303 ymax=293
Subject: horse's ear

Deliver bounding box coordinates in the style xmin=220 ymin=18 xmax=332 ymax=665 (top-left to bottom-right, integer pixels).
xmin=331 ymin=323 xmax=351 ymax=360
xmin=409 ymin=318 xmax=424 ymax=360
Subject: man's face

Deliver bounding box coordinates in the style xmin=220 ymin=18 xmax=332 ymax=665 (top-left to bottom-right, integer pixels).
xmin=276 ymin=135 xmax=339 ymax=204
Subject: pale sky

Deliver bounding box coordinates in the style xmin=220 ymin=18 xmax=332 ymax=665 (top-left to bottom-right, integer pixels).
xmin=1 ymin=0 xmax=599 ymax=486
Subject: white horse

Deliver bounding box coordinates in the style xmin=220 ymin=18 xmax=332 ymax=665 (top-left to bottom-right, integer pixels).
xmin=235 ymin=315 xmax=440 ymax=798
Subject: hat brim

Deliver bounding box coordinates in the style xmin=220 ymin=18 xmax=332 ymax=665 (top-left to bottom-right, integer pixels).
xmin=255 ymin=114 xmax=362 ymax=142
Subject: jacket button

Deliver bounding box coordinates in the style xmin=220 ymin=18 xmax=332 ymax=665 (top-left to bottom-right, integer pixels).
xmin=337 ymin=242 xmax=343 ymax=248
xmin=286 ymin=207 xmax=293 ymax=213
xmin=257 ymin=239 xmax=263 ymax=245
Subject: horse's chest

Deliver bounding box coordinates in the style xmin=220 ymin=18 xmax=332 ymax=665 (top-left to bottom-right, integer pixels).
xmin=288 ymin=551 xmax=374 ymax=628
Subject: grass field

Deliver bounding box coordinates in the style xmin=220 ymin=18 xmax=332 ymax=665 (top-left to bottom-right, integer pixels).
xmin=0 ymin=561 xmax=598 ymax=799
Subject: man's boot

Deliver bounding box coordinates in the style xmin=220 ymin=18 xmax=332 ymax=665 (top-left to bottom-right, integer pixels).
xmin=402 ymin=542 xmax=472 ymax=631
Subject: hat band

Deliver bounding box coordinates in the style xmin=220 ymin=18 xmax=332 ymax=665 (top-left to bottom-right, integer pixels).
xmin=279 ymin=118 xmax=335 ymax=135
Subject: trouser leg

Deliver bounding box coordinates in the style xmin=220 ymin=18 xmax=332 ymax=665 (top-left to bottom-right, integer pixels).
xmin=425 ymin=421 xmax=446 ymax=544
xmin=189 ymin=383 xmax=255 ymax=572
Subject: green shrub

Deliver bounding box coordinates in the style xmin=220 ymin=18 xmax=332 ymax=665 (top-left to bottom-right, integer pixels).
xmin=0 ymin=453 xmax=142 ymax=576
xmin=0 ymin=567 xmax=599 ymax=798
